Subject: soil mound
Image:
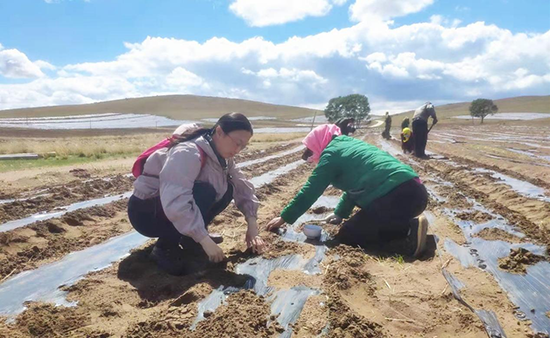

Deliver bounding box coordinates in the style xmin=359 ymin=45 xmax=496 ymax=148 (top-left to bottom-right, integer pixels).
xmin=498 ymin=248 xmax=548 ymax=274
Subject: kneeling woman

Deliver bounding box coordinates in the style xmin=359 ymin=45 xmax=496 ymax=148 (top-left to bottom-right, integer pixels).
xmin=129 ymin=113 xmax=265 ymax=275
xmin=267 ymin=124 xmax=429 ymax=257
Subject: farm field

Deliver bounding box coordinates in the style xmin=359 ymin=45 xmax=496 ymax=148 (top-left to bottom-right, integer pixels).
xmin=0 ymin=111 xmax=549 ymax=337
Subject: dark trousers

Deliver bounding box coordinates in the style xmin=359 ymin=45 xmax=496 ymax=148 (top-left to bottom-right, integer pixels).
xmin=401 ymin=137 xmax=414 ymax=154
xmin=336 ymin=178 xmax=428 ymax=247
xmin=412 ymin=119 xmax=428 ymax=157
xmin=127 ymin=182 xmax=233 ymax=247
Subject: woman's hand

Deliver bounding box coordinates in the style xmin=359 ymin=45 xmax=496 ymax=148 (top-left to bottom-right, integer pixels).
xmin=246 ymin=218 xmax=266 ymax=254
xmin=266 ymin=216 xmax=285 ymax=231
xmin=325 ymin=213 xmax=343 ymax=225
xmin=199 ymin=236 xmax=226 ymax=263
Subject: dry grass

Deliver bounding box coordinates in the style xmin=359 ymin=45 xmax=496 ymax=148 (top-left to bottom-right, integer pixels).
xmin=0 ymin=131 xmax=305 ymax=158
xmin=0 ymin=133 xmax=166 ymax=158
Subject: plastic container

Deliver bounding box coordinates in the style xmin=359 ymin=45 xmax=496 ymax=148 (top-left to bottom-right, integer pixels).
xmin=303 ymin=224 xmax=322 ymax=239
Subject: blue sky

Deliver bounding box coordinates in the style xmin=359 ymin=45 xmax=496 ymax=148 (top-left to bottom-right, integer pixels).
xmin=0 ymin=0 xmax=549 ymax=113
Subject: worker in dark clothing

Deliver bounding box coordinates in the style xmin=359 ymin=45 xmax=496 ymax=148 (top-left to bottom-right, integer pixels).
xmin=412 ymin=102 xmax=437 ymax=158
xmin=382 ymin=112 xmax=392 ymax=139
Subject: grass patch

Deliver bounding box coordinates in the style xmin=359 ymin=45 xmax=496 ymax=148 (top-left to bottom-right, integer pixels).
xmin=392 ymin=254 xmax=405 ymax=264
xmin=0 ymin=153 xmax=135 ymax=173
xmin=0 ymin=133 xmax=166 ymax=158
xmin=0 ymin=131 xmax=304 ymax=158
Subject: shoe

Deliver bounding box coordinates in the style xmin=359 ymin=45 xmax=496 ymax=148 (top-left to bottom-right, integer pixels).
xmin=209 ymin=233 xmax=224 ymax=244
xmin=150 ymin=240 xmax=188 ymax=276
xmin=408 ymin=215 xmax=429 ymax=257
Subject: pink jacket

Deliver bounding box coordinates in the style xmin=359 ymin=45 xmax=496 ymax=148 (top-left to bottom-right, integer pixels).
xmin=132 ymin=136 xmax=259 ymax=243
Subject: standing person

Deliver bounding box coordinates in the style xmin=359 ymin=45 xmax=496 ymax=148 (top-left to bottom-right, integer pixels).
xmin=382 ymin=112 xmax=392 ymax=139
xmin=128 ymin=113 xmax=265 ymax=275
xmin=412 ymin=102 xmax=437 ymax=158
xmin=266 ymin=124 xmax=430 ymax=258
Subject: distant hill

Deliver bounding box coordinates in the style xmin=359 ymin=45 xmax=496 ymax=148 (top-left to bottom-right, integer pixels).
xmin=1 ymin=94 xmax=548 ymax=123
xmin=393 ymin=95 xmax=550 ymax=121
xmin=0 ymin=95 xmax=321 ymax=120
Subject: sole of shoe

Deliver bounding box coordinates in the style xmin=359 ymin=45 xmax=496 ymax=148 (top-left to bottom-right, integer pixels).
xmin=413 ymin=215 xmax=429 ymax=257
xmin=209 ymin=233 xmax=224 ymax=244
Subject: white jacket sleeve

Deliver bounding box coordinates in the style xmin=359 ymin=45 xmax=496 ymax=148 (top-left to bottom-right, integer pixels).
xmin=228 ymin=159 xmax=259 ymax=221
xmin=159 ymin=144 xmax=208 ymax=243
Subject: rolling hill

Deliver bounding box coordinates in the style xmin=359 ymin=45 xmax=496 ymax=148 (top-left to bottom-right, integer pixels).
xmin=393 ymin=95 xmax=550 ymax=121
xmin=1 ymin=94 xmax=548 ymax=123
xmin=0 ymin=95 xmax=321 ymax=120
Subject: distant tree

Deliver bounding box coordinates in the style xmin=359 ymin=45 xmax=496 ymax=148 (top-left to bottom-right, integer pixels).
xmin=324 ymin=94 xmax=370 ymax=126
xmin=469 ymin=98 xmax=498 ymax=124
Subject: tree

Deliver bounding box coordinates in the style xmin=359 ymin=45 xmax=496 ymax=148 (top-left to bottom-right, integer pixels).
xmin=469 ymin=98 xmax=498 ymax=124
xmin=324 ymin=94 xmax=370 ymax=126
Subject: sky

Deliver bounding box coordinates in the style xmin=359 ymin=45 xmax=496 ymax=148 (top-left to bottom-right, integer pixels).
xmin=0 ymin=0 xmax=549 ymax=114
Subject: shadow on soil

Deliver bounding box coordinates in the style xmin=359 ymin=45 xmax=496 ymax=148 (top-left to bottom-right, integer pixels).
xmin=116 ymin=244 xmax=255 ymax=306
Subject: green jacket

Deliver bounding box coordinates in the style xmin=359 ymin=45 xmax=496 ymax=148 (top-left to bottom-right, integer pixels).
xmin=280 ymin=136 xmax=418 ymax=224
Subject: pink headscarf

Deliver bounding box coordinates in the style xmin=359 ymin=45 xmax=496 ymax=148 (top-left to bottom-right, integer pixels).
xmin=302 ymin=124 xmax=342 ymax=163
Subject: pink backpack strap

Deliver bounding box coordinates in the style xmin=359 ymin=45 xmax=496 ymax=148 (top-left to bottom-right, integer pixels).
xmin=198 ymin=146 xmax=207 ymax=168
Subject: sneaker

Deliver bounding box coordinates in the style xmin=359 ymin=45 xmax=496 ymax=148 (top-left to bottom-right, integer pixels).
xmin=408 ymin=215 xmax=429 ymax=257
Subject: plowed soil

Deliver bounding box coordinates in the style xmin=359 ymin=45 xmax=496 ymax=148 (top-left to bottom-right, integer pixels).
xmin=1 ymin=123 xmax=549 ymax=338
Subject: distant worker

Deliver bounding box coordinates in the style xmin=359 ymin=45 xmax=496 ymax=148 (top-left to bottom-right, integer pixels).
xmin=382 ymin=112 xmax=392 ymax=139
xmin=268 ymin=124 xmax=430 ymax=258
xmin=128 ymin=113 xmax=265 ymax=275
xmin=412 ymin=102 xmax=437 ymax=158
xmin=335 ymin=117 xmax=356 ymax=136
xmin=401 ymin=117 xmax=414 ymax=154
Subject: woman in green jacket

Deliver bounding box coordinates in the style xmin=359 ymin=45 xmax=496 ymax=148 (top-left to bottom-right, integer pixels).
xmin=266 ymin=124 xmax=429 ymax=257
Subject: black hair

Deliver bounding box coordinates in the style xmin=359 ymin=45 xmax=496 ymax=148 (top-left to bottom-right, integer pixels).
xmin=401 ymin=117 xmax=410 ymax=129
xmin=335 ymin=117 xmax=356 ymax=136
xmin=215 ymin=112 xmax=253 ymax=135
xmin=172 ymin=112 xmax=253 ymax=145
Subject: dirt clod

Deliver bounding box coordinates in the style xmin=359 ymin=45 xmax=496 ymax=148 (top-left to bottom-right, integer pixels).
xmin=498 ymin=248 xmax=548 ymax=274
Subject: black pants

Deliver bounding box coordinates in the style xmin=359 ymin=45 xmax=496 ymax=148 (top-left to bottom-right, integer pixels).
xmin=382 ymin=125 xmax=391 ymax=139
xmin=412 ymin=119 xmax=428 ymax=157
xmin=127 ymin=182 xmax=233 ymax=247
xmin=336 ymin=178 xmax=428 ymax=247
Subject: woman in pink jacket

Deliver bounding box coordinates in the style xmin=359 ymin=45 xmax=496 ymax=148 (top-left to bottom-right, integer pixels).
xmin=128 ymin=113 xmax=265 ymax=275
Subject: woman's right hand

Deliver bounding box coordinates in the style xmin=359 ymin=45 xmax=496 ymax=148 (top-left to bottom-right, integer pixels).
xmin=199 ymin=237 xmax=226 ymax=263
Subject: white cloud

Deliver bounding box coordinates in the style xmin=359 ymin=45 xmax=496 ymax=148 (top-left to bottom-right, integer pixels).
xmin=430 ymin=15 xmax=444 ymax=25
xmin=1 ymin=8 xmax=549 ymax=113
xmin=0 ymin=75 xmax=138 ymax=109
xmin=350 ymin=0 xmax=434 ymax=22
xmin=34 ymin=60 xmax=57 ymax=71
xmin=332 ymin=0 xmax=348 ymax=5
xmin=229 ymin=0 xmax=333 ymax=27
xmin=166 ymin=67 xmax=204 ymax=87
xmin=256 ymin=67 xmax=328 ymax=84
xmin=0 ymin=48 xmax=45 ymax=79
